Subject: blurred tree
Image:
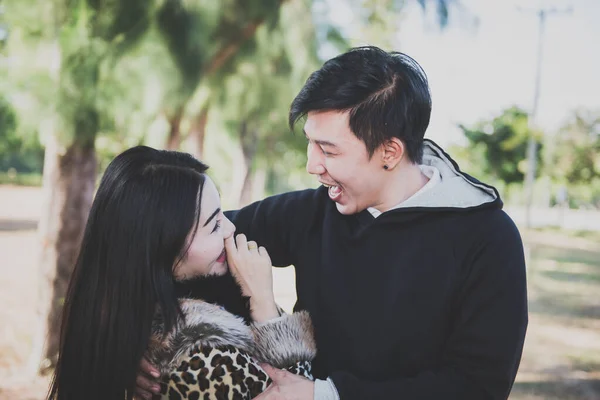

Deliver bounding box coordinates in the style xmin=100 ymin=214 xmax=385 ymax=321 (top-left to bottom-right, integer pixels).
xmin=416 ymin=0 xmax=453 ymax=26
xmin=552 ymin=109 xmax=600 ymax=184
xmin=328 ymin=0 xmax=455 ymax=50
xmin=93 ymin=32 xmax=174 ymax=170
xmin=0 ymin=96 xmax=19 ymax=166
xmin=549 ymin=109 xmax=600 ymax=208
xmin=156 ymin=0 xmax=286 ymax=155
xmin=0 ymin=96 xmax=44 ymax=172
xmin=1 ymin=0 xmax=155 ymax=373
xmin=0 ymin=1 xmax=8 ymax=50
xmin=212 ymin=0 xmax=457 ymax=205
xmin=214 ymin=0 xmax=320 ymax=206
xmin=459 ymin=106 xmax=543 ymax=185
xmin=0 ymin=0 xmax=55 ymax=175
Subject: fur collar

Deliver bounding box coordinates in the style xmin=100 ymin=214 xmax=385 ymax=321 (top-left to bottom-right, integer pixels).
xmin=147 ymin=299 xmax=254 ymax=375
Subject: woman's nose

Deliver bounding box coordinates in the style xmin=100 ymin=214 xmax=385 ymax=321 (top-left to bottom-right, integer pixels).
xmin=222 ymin=215 xmax=236 ymax=238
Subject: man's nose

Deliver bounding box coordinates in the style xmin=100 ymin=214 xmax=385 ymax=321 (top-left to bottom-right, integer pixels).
xmin=306 ymin=144 xmax=326 ymax=175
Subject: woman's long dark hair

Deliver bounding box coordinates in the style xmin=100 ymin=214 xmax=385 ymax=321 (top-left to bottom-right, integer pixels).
xmin=47 ymin=146 xmax=209 ymax=400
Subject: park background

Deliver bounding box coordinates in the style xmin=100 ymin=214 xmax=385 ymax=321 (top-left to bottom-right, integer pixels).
xmin=0 ymin=0 xmax=599 ymax=398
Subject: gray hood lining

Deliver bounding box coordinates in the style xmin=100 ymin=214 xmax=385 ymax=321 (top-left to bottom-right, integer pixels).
xmin=396 ymin=140 xmax=498 ymax=209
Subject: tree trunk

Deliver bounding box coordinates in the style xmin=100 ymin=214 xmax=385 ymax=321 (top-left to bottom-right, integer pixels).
xmin=238 ymin=121 xmax=259 ymax=207
xmin=251 ymin=167 xmax=267 ymax=202
xmin=190 ymin=105 xmax=209 ymax=160
xmin=239 ymin=169 xmax=254 ymax=208
xmin=29 ymin=135 xmax=97 ymax=374
xmin=166 ymin=107 xmax=185 ymax=150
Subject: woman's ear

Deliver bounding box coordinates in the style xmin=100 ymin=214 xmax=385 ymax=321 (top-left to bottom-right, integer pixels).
xmin=381 ymin=138 xmax=405 ymax=170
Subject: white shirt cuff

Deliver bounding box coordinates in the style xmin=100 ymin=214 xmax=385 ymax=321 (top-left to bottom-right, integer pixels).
xmin=314 ymin=377 xmax=340 ymax=400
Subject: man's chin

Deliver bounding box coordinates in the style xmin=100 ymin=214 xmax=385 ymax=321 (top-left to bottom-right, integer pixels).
xmin=335 ymin=201 xmax=362 ymax=215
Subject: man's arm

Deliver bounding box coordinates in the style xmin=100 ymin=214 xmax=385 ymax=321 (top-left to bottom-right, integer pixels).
xmin=328 ymin=212 xmax=528 ymax=399
xmin=225 ymin=189 xmax=319 ymax=267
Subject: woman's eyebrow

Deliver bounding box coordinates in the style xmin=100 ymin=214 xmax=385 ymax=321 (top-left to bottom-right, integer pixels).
xmin=203 ymin=208 xmax=221 ymax=227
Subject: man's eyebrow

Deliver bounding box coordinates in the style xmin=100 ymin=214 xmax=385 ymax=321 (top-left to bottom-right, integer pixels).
xmin=203 ymin=208 xmax=220 ymax=227
xmin=303 ymin=130 xmax=338 ymax=148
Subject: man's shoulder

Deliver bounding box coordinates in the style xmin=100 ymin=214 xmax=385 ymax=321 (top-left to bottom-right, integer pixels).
xmin=441 ymin=207 xmax=523 ymax=255
xmin=449 ymin=206 xmax=518 ymax=232
xmin=457 ymin=208 xmax=524 ymax=261
xmin=476 ymin=208 xmax=520 ymax=237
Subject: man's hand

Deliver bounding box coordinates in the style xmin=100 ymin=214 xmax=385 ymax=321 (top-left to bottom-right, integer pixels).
xmin=255 ymin=364 xmax=314 ymax=400
xmin=133 ymin=357 xmax=161 ymax=399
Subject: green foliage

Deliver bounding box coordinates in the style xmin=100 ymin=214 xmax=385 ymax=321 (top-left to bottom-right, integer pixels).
xmin=156 ymin=0 xmax=286 ymax=116
xmin=551 ymin=109 xmax=600 ymax=184
xmin=0 ymin=5 xmax=8 ymax=51
xmin=0 ymin=96 xmax=17 ymax=150
xmin=356 ymin=0 xmax=404 ymax=48
xmin=156 ymin=0 xmax=210 ymax=96
xmin=546 ymin=109 xmax=600 ymax=209
xmin=0 ymin=171 xmax=43 ymax=185
xmin=1 ymin=0 xmax=462 ymax=200
xmin=334 ymin=0 xmax=454 ymax=50
xmin=0 ymin=96 xmax=44 ymax=173
xmin=214 ymin=0 xmax=320 ymax=169
xmin=560 ymin=181 xmax=600 ymax=209
xmin=53 ymin=0 xmax=154 ymax=144
xmin=459 ymin=106 xmax=543 ymax=185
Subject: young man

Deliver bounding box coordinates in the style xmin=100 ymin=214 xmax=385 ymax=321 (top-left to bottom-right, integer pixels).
xmin=138 ymin=46 xmax=528 ymax=399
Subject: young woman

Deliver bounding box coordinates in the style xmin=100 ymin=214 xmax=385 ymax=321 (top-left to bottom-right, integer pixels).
xmin=47 ymin=146 xmax=315 ymax=400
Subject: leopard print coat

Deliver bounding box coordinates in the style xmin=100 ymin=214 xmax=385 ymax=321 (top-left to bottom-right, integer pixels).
xmin=147 ymin=299 xmax=316 ymax=400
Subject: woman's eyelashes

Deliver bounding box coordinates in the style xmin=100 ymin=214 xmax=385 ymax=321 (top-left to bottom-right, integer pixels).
xmin=211 ymin=218 xmax=221 ymax=234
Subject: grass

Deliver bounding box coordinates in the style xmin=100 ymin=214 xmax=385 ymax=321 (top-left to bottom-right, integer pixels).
xmin=0 ymin=172 xmax=42 ymax=187
xmin=533 ymin=226 xmax=600 ymax=243
xmin=510 ymin=231 xmax=600 ymax=399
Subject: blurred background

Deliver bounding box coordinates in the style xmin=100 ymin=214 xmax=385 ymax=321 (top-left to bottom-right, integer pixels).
xmin=0 ymin=0 xmax=599 ymax=398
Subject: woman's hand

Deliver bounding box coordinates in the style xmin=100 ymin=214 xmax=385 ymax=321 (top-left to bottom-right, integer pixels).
xmin=225 ymin=234 xmax=279 ymax=323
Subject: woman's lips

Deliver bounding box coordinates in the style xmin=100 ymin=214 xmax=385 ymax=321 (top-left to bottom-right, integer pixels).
xmin=217 ymin=249 xmax=226 ymax=263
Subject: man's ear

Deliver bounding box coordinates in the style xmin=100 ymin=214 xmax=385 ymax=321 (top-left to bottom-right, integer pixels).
xmin=381 ymin=138 xmax=405 ymax=170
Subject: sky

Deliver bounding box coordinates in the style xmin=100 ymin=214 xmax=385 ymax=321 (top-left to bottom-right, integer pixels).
xmin=325 ymin=0 xmax=600 ymax=146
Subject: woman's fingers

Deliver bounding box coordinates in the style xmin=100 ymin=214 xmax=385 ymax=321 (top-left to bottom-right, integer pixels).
xmin=134 ymin=373 xmax=160 ymax=397
xmin=140 ymin=357 xmax=160 ymax=378
xmin=224 ymin=235 xmax=237 ymax=255
xmin=247 ymin=240 xmax=258 ymax=252
xmin=258 ymin=246 xmax=271 ymax=264
xmin=235 ymin=233 xmax=248 ymax=253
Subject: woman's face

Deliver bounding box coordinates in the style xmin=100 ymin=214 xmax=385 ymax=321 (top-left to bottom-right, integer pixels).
xmin=174 ymin=176 xmax=235 ymax=280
